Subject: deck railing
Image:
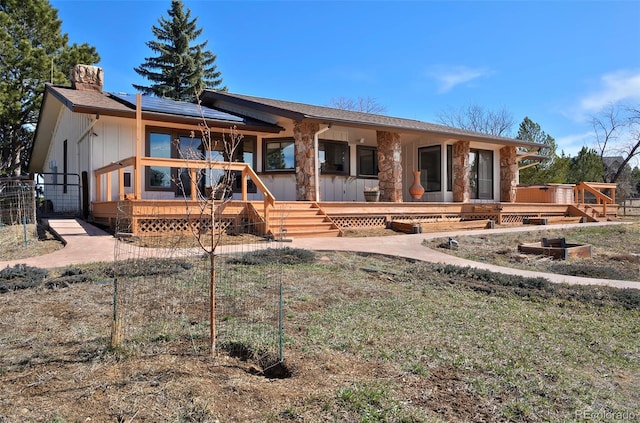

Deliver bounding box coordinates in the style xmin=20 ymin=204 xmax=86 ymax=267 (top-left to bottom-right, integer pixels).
xmin=573 ymin=182 xmax=617 ymax=217
xmin=93 ymin=156 xmax=276 ymax=232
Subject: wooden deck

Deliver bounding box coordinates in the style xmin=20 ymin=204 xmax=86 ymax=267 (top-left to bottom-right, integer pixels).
xmin=91 ymin=199 xmax=619 ymax=238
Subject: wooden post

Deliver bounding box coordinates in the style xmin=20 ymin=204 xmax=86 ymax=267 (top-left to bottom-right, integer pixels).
xmin=118 ymin=168 xmax=125 ymax=201
xmin=135 ymin=93 xmax=143 ymax=200
xmin=105 ymin=171 xmax=112 ymax=202
xmin=264 ymin=197 xmax=270 ymax=235
xmin=190 ymin=167 xmax=197 ymax=201
xmin=241 ymin=167 xmax=248 ymax=201
xmin=95 ymin=173 xmax=102 ymax=202
xmin=110 ymin=277 xmax=123 ymax=348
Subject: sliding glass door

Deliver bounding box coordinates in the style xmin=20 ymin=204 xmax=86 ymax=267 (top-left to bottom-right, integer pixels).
xmin=469 ymin=149 xmax=493 ymax=200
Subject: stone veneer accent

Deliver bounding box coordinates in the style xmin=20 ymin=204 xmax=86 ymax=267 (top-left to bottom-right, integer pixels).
xmin=70 ymin=64 xmax=103 ymax=92
xmin=452 ymin=140 xmax=470 ymax=202
xmin=376 ymin=131 xmax=403 ymax=202
xmin=500 ymin=146 xmax=518 ymax=202
xmin=293 ymin=121 xmax=319 ymax=201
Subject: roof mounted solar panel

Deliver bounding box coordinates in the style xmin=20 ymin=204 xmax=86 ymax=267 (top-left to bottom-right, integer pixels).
xmin=111 ymin=93 xmax=244 ymax=122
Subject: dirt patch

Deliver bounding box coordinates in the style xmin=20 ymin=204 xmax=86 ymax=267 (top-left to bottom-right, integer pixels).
xmin=426 ymin=221 xmax=640 ymax=281
xmin=0 ymin=222 xmax=63 ymax=261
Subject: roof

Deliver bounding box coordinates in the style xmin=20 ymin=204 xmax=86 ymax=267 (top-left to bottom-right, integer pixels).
xmin=201 ymin=91 xmax=546 ymax=149
xmin=29 ymin=85 xmax=282 ymax=172
xmin=43 ymin=85 xmax=282 ymax=132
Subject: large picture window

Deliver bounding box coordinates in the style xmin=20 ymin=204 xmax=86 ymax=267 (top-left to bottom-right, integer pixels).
xmin=319 ymin=140 xmax=348 ymax=175
xmin=357 ymin=146 xmax=378 ymax=178
xmin=418 ymin=145 xmax=442 ymax=192
xmin=264 ymin=138 xmax=295 ymax=171
xmin=470 ymin=149 xmax=493 ymax=199
xmin=146 ymin=128 xmax=256 ymax=195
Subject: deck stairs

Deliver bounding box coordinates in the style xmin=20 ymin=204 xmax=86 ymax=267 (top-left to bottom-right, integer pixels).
xmin=268 ymin=201 xmax=342 ymax=238
xmin=568 ymin=204 xmax=607 ymax=222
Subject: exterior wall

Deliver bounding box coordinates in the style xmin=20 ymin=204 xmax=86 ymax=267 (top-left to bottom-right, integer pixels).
xmin=42 ymin=108 xmax=93 ymax=213
xmin=233 ymin=174 xmax=379 ymax=202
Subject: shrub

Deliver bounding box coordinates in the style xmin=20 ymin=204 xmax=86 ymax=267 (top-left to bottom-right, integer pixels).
xmin=0 ymin=264 xmax=49 ymax=293
xmin=228 ymin=247 xmax=315 ymax=266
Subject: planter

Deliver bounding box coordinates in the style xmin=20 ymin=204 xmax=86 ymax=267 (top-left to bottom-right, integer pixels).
xmin=364 ymin=191 xmax=380 ymax=202
xmin=409 ymin=170 xmax=425 ymax=200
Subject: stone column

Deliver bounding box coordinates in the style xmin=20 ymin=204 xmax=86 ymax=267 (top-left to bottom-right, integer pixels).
xmin=293 ymin=121 xmax=319 ymax=201
xmin=500 ymin=146 xmax=518 ymax=202
xmin=376 ymin=131 xmax=403 ymax=202
xmin=453 ymin=140 xmax=470 ymax=203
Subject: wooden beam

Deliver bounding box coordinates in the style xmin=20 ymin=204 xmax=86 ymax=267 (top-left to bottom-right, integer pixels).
xmin=135 ymin=93 xmax=142 ymax=200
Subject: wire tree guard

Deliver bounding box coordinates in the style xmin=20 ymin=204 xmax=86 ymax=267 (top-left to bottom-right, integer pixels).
xmin=109 ymin=125 xmax=286 ymax=373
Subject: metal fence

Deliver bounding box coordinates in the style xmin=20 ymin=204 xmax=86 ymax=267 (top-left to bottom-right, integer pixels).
xmin=0 ymin=177 xmax=36 ymax=226
xmin=36 ymin=172 xmax=82 ymax=218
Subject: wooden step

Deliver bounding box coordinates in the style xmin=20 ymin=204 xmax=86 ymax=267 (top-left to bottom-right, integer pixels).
xmin=269 ymin=201 xmax=341 ymax=238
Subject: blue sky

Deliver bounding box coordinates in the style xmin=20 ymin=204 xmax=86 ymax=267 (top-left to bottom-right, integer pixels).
xmin=51 ymin=0 xmax=640 ymax=160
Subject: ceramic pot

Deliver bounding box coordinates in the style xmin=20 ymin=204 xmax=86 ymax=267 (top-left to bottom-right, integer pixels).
xmin=409 ymin=170 xmax=425 ymax=200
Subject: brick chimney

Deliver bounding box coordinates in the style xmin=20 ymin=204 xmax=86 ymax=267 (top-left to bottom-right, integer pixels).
xmin=69 ymin=64 xmax=103 ymax=92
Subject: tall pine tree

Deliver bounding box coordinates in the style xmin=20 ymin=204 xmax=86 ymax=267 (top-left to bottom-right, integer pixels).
xmin=0 ymin=0 xmax=100 ymax=176
xmin=133 ymin=0 xmax=225 ymax=100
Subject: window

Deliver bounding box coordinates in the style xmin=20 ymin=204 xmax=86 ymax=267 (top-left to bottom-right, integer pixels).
xmin=446 ymin=145 xmax=452 ymax=192
xmin=470 ymin=149 xmax=493 ymax=199
xmin=418 ymin=145 xmax=442 ymax=192
xmin=264 ymin=138 xmax=295 ymax=171
xmin=232 ymin=135 xmax=257 ymax=193
xmin=319 ymin=140 xmax=348 ymax=174
xmin=147 ymin=131 xmax=173 ymax=190
xmin=357 ymin=146 xmax=378 ymax=177
xmin=202 ymin=133 xmax=258 ymax=196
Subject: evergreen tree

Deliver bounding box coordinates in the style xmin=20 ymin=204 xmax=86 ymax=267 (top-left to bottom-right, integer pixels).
xmin=0 ymin=0 xmax=99 ymax=175
xmin=631 ymin=166 xmax=640 ymax=197
xmin=515 ymin=117 xmax=560 ymax=184
xmin=567 ymin=147 xmax=604 ymax=184
xmin=133 ymin=0 xmax=225 ymax=100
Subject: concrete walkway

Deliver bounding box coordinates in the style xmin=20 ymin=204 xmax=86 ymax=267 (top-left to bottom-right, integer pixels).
xmin=1 ymin=218 xmax=639 ymax=290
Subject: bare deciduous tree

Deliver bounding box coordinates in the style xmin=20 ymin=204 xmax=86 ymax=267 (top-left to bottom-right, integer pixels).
xmin=591 ymin=103 xmax=640 ymax=185
xmin=328 ymin=96 xmax=387 ymax=114
xmin=436 ymin=103 xmax=515 ymax=137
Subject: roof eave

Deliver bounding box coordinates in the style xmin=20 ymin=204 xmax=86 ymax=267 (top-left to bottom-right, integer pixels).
xmin=301 ymin=116 xmax=544 ymax=149
xmin=69 ymin=102 xmax=283 ymax=133
xmin=202 ymin=91 xmax=306 ymax=121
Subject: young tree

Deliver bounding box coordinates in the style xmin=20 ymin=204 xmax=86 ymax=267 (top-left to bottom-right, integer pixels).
xmin=133 ymin=0 xmax=225 ymax=100
xmin=0 ymin=0 xmax=100 ymax=176
xmin=436 ymin=103 xmax=515 ymax=137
